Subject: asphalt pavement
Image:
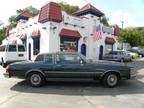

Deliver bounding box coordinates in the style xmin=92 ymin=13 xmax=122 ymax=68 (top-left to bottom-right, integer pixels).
xmin=0 ymin=58 xmax=144 ymax=108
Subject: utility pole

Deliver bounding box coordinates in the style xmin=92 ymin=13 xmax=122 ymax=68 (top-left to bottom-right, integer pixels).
xmin=120 ymin=21 xmax=124 ymax=50
xmin=121 ymin=21 xmax=124 ymax=29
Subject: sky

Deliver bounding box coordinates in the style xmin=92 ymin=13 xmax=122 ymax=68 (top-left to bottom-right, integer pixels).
xmin=0 ymin=0 xmax=144 ymax=28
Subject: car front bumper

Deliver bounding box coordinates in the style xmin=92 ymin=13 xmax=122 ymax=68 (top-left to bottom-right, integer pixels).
xmin=130 ymin=68 xmax=137 ymax=79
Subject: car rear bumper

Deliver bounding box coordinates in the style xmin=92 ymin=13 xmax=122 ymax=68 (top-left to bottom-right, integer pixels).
xmin=103 ymin=58 xmax=120 ymax=62
xmin=3 ymin=73 xmax=11 ymax=78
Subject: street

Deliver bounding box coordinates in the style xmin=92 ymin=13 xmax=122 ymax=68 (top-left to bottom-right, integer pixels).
xmin=0 ymin=59 xmax=144 ymax=108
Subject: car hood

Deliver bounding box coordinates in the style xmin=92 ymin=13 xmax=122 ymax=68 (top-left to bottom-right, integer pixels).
xmin=9 ymin=61 xmax=34 ymax=65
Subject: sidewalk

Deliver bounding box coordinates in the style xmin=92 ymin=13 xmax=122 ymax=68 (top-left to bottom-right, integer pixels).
xmin=0 ymin=66 xmax=5 ymax=78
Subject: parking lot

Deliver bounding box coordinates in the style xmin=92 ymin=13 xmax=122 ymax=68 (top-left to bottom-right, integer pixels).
xmin=0 ymin=58 xmax=144 ymax=108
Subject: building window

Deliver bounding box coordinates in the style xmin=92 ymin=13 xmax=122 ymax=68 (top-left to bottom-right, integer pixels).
xmin=33 ymin=39 xmax=40 ymax=55
xmin=105 ymin=44 xmax=113 ymax=54
xmin=60 ymin=37 xmax=78 ymax=52
xmin=22 ymin=40 xmax=27 ymax=48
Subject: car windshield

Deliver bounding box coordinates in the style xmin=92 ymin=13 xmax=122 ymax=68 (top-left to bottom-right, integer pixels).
xmin=35 ymin=54 xmax=44 ymax=62
xmin=108 ymin=51 xmax=118 ymax=55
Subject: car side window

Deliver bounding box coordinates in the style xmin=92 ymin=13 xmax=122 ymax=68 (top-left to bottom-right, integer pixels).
xmin=35 ymin=54 xmax=44 ymax=62
xmin=18 ymin=45 xmax=25 ymax=52
xmin=8 ymin=45 xmax=17 ymax=52
xmin=56 ymin=54 xmax=79 ymax=64
xmin=45 ymin=54 xmax=53 ymax=64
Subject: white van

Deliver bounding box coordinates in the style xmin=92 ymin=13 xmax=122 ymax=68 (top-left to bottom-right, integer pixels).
xmin=0 ymin=44 xmax=27 ymax=67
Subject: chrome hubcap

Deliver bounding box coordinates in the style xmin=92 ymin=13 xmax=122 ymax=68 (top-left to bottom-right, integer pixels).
xmin=30 ymin=74 xmax=41 ymax=85
xmin=107 ymin=74 xmax=117 ymax=86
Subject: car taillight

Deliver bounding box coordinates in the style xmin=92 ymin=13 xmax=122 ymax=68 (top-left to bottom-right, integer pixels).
xmin=5 ymin=66 xmax=9 ymax=73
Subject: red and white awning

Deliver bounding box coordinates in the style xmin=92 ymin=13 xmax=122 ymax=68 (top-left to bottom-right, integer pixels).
xmin=59 ymin=29 xmax=81 ymax=38
xmin=105 ymin=37 xmax=116 ymax=44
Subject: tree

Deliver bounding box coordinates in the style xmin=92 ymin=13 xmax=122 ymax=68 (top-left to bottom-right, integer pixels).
xmin=59 ymin=2 xmax=79 ymax=14
xmin=99 ymin=16 xmax=109 ymax=26
xmin=0 ymin=27 xmax=6 ymax=41
xmin=118 ymin=27 xmax=144 ymax=47
xmin=8 ymin=6 xmax=39 ymax=29
xmin=16 ymin=6 xmax=39 ymax=16
xmin=8 ymin=15 xmax=17 ymax=29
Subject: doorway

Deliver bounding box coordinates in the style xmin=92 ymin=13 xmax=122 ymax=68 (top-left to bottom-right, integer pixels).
xmin=81 ymin=44 xmax=86 ymax=56
xmin=28 ymin=43 xmax=31 ymax=60
xmin=99 ymin=45 xmax=103 ymax=60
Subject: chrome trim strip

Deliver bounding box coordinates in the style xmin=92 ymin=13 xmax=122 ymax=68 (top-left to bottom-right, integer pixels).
xmin=25 ymin=69 xmax=46 ymax=77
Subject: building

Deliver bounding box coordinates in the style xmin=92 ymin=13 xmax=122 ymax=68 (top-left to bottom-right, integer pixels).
xmin=2 ymin=2 xmax=120 ymax=61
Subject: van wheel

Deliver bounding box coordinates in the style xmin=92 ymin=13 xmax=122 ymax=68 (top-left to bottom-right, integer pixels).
xmin=28 ymin=72 xmax=45 ymax=87
xmin=120 ymin=58 xmax=124 ymax=63
xmin=102 ymin=73 xmax=119 ymax=88
xmin=1 ymin=58 xmax=6 ymax=68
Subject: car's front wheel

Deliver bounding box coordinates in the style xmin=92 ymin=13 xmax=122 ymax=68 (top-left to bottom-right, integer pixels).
xmin=28 ymin=72 xmax=45 ymax=87
xmin=102 ymin=73 xmax=119 ymax=88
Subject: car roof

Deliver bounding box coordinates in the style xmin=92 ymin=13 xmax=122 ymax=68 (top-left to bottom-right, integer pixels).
xmin=38 ymin=52 xmax=79 ymax=56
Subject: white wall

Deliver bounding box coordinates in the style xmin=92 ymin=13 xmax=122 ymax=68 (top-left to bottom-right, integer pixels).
xmin=2 ymin=10 xmax=118 ymax=61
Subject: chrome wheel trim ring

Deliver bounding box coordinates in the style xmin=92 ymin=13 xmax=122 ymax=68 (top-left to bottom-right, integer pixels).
xmin=107 ymin=74 xmax=118 ymax=86
xmin=30 ymin=74 xmax=41 ymax=86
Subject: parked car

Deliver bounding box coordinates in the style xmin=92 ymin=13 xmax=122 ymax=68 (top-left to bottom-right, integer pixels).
xmin=4 ymin=52 xmax=136 ymax=88
xmin=126 ymin=51 xmax=139 ymax=59
xmin=129 ymin=48 xmax=144 ymax=57
xmin=103 ymin=51 xmax=132 ymax=62
xmin=0 ymin=44 xmax=27 ymax=67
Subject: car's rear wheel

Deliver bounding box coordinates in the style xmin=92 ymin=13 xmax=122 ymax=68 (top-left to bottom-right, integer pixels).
xmin=28 ymin=72 xmax=45 ymax=87
xmin=120 ymin=58 xmax=124 ymax=63
xmin=102 ymin=73 xmax=119 ymax=88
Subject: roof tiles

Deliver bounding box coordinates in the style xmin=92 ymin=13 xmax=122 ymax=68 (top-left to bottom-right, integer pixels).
xmin=38 ymin=2 xmax=62 ymax=23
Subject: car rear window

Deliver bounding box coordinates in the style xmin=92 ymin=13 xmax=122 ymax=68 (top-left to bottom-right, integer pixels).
xmin=56 ymin=54 xmax=79 ymax=64
xmin=45 ymin=54 xmax=53 ymax=64
xmin=0 ymin=45 xmax=6 ymax=51
xmin=35 ymin=54 xmax=44 ymax=62
xmin=18 ymin=45 xmax=25 ymax=52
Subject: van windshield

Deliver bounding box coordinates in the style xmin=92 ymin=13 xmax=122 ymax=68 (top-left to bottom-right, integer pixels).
xmin=0 ymin=45 xmax=6 ymax=52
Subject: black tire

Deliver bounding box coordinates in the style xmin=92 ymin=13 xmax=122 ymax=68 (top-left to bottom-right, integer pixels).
xmin=27 ymin=72 xmax=45 ymax=87
xmin=1 ymin=58 xmax=7 ymax=68
xmin=102 ymin=73 xmax=119 ymax=88
xmin=120 ymin=58 xmax=124 ymax=63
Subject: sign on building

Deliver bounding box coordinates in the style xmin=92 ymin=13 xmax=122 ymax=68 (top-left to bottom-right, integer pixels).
xmin=102 ymin=26 xmax=114 ymax=34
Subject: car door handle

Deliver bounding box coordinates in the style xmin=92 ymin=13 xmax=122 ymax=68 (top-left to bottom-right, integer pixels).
xmin=18 ymin=54 xmax=24 ymax=57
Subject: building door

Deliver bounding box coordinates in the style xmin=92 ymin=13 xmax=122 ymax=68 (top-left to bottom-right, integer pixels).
xmin=99 ymin=45 xmax=103 ymax=60
xmin=28 ymin=43 xmax=31 ymax=60
xmin=81 ymin=44 xmax=86 ymax=56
